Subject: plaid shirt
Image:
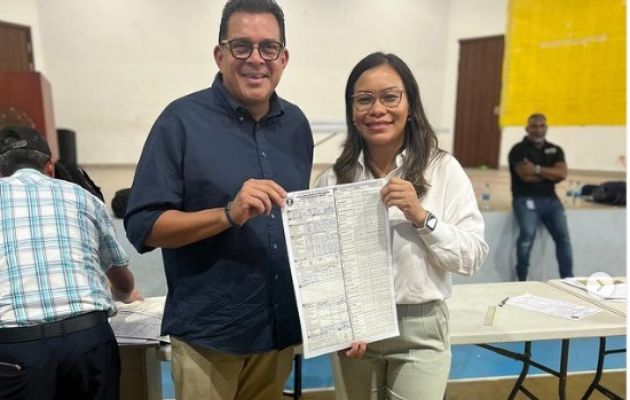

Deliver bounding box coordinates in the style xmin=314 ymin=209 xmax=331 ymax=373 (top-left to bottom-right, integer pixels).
xmin=0 ymin=168 xmax=129 ymax=328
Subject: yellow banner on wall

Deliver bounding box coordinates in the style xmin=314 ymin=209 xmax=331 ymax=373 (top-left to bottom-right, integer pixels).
xmin=500 ymin=0 xmax=626 ymax=126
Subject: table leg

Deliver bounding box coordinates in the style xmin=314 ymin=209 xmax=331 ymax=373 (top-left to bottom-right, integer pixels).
xmin=477 ymin=342 xmax=538 ymax=400
xmin=507 ymin=341 xmax=532 ymax=400
xmin=282 ymin=354 xmax=302 ymax=400
xmin=558 ymin=339 xmax=569 ymax=400
xmin=294 ymin=354 xmax=302 ymax=399
xmin=582 ymin=337 xmax=625 ymax=400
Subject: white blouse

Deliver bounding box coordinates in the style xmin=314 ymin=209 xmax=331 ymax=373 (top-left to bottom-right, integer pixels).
xmin=314 ymin=151 xmax=489 ymax=304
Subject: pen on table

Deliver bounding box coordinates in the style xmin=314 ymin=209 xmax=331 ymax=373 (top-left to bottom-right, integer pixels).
xmin=498 ymin=297 xmax=509 ymax=307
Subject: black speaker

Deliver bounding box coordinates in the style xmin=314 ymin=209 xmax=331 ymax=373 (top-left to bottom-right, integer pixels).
xmin=56 ymin=128 xmax=77 ymax=165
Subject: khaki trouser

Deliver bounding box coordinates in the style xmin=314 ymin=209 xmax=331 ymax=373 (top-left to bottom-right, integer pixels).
xmin=332 ymin=301 xmax=451 ymax=400
xmin=171 ymin=337 xmax=294 ymax=400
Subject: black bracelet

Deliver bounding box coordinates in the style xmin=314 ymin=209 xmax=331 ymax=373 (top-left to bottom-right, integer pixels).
xmin=224 ymin=201 xmax=237 ymax=227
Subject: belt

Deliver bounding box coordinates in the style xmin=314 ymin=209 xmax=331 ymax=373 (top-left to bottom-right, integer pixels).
xmin=0 ymin=311 xmax=109 ymax=344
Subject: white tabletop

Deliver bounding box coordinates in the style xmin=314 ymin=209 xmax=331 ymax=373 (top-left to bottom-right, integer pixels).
xmin=547 ymin=278 xmax=626 ymax=317
xmin=447 ymin=281 xmax=626 ymax=345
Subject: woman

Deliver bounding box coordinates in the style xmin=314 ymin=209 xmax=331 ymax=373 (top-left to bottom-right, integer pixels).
xmin=315 ymin=52 xmax=489 ymax=399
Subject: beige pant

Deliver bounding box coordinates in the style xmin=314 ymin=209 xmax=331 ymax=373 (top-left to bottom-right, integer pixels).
xmin=170 ymin=336 xmax=294 ymax=400
xmin=332 ymin=301 xmax=451 ymax=400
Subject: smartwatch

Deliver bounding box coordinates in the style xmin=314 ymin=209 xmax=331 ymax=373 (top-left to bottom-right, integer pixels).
xmin=534 ymin=164 xmax=542 ymax=175
xmin=415 ymin=211 xmax=438 ymax=233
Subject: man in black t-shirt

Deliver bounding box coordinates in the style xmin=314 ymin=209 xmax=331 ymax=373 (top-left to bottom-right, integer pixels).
xmin=508 ymin=113 xmax=573 ymax=281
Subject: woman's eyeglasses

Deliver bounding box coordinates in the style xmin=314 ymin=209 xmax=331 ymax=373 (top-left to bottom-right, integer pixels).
xmin=351 ymin=89 xmax=404 ymax=112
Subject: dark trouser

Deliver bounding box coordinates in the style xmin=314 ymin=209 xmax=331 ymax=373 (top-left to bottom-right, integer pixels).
xmin=0 ymin=317 xmax=120 ymax=400
xmin=513 ymin=196 xmax=574 ymax=280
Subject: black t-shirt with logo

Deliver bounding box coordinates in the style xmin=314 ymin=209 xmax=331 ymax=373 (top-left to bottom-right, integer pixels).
xmin=508 ymin=137 xmax=565 ymax=198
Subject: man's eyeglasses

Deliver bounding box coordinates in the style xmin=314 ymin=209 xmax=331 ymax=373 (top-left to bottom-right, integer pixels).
xmin=220 ymin=39 xmax=285 ymax=61
xmin=351 ymin=89 xmax=404 ymax=112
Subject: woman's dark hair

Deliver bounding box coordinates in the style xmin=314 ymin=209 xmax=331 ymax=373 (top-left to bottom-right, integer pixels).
xmin=218 ymin=0 xmax=286 ymax=45
xmin=54 ymin=161 xmax=105 ymax=202
xmin=333 ymin=52 xmax=444 ymax=197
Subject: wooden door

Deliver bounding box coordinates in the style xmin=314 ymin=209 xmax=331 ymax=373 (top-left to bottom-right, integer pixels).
xmin=453 ymin=35 xmax=504 ymax=168
xmin=0 ymin=20 xmax=34 ymax=71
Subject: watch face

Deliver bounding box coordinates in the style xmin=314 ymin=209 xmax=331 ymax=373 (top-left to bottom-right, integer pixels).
xmin=426 ymin=214 xmax=438 ymax=230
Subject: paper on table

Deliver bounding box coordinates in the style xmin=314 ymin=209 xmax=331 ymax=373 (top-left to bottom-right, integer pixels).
xmin=505 ymin=293 xmax=600 ymax=320
xmin=111 ymin=296 xmax=170 ymax=344
xmin=562 ymin=277 xmax=627 ymax=301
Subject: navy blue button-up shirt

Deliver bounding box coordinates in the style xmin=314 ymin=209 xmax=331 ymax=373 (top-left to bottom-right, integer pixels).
xmin=124 ymin=74 xmax=313 ymax=354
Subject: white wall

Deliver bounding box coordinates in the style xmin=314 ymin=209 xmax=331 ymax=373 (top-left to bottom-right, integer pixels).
xmin=286 ymin=0 xmax=450 ymax=166
xmin=34 ymin=0 xmax=219 ymax=163
xmin=22 ymin=0 xmax=452 ymax=165
xmin=0 ymin=0 xmax=625 ymax=171
xmin=501 ymin=126 xmax=627 ymax=171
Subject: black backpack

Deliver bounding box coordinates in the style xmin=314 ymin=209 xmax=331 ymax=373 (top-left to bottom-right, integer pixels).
xmin=592 ymin=181 xmax=626 ymax=206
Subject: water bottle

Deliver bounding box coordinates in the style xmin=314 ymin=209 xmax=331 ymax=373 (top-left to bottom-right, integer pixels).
xmin=481 ymin=183 xmax=491 ymax=211
xmin=573 ymin=181 xmax=582 ymax=206
xmin=565 ymin=180 xmax=574 ymax=205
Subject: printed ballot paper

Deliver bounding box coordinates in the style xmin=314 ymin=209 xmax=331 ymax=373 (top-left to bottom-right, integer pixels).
xmin=282 ymin=179 xmax=399 ymax=358
xmin=505 ymin=293 xmax=600 ymax=320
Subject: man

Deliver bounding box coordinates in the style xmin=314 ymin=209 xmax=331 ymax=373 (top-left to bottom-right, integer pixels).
xmin=508 ymin=113 xmax=573 ymax=281
xmin=0 ymin=125 xmax=142 ymax=400
xmin=124 ymin=0 xmax=313 ymax=398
